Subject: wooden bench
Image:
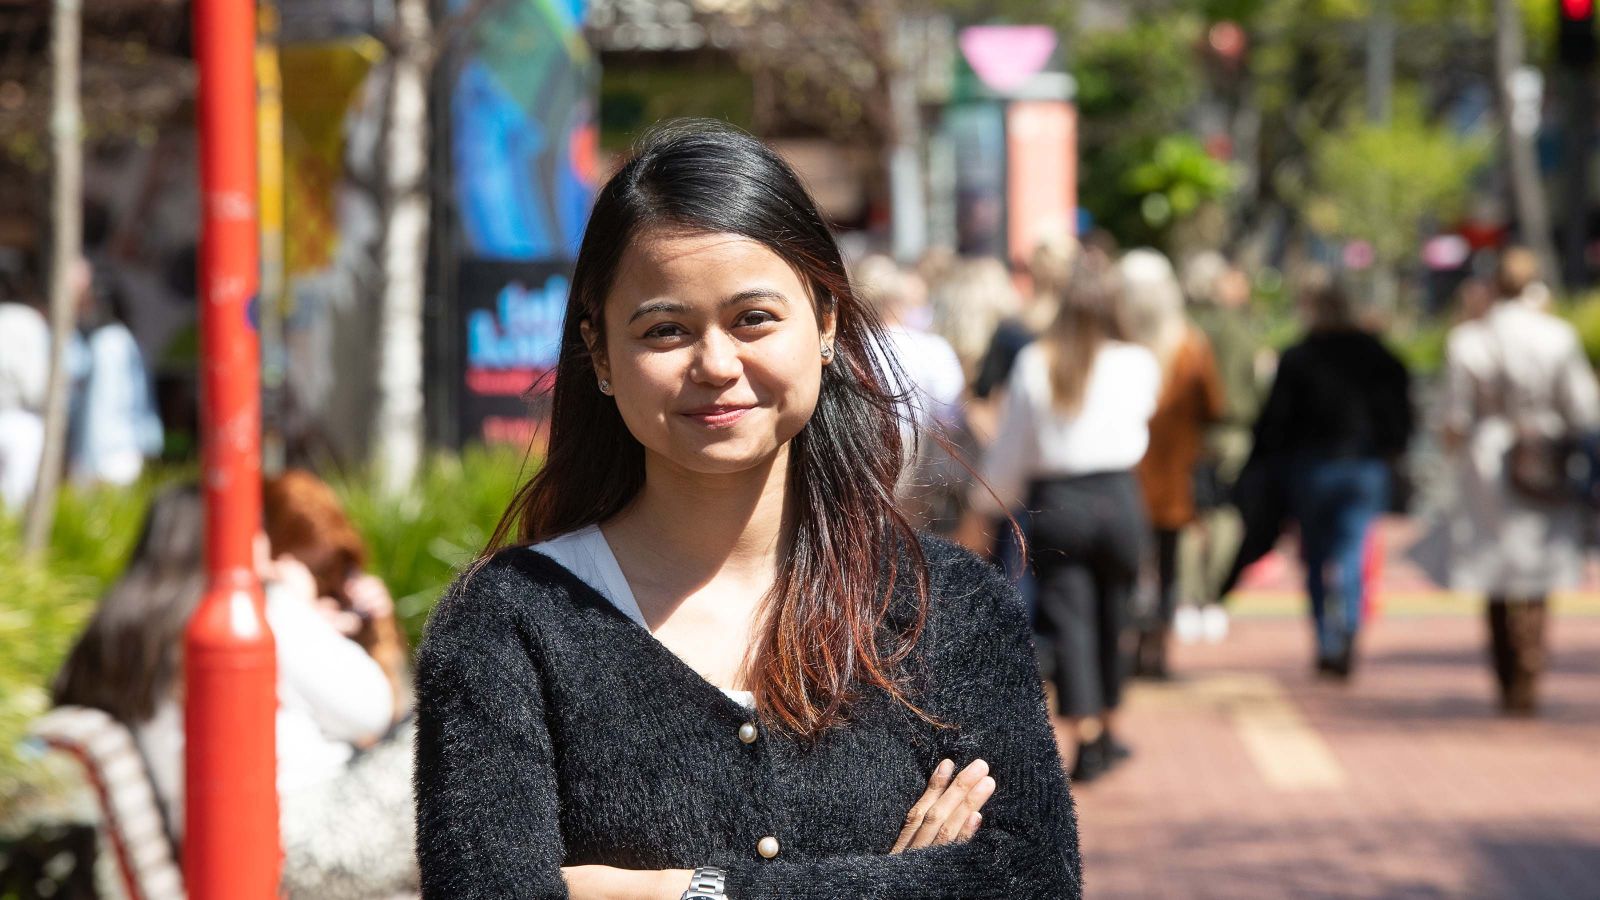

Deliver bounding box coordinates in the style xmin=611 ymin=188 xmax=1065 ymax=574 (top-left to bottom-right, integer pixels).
xmin=31 ymin=706 xmax=184 ymax=900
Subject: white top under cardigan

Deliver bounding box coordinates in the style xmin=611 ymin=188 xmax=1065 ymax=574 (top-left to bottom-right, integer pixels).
xmin=529 ymin=525 xmax=757 ymax=709
xmin=973 ymin=340 xmax=1161 ymax=515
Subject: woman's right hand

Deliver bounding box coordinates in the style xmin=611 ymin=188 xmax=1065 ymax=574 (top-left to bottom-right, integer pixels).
xmin=889 ymin=758 xmax=995 ymax=854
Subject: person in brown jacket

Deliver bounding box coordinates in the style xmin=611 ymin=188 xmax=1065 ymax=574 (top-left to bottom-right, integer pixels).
xmin=1121 ymin=250 xmax=1226 ymax=677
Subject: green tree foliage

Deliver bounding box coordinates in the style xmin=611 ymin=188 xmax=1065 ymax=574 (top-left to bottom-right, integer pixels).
xmin=1122 ymin=134 xmax=1237 ymax=233
xmin=1072 ymin=15 xmax=1215 ymax=246
xmin=1300 ymin=99 xmax=1490 ymax=269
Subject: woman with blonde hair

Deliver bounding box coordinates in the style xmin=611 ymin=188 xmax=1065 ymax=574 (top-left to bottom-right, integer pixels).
xmin=1120 ymin=249 xmax=1225 ymax=678
xmin=961 ymin=256 xmax=1160 ymax=783
xmin=929 ymin=257 xmax=1022 ymax=384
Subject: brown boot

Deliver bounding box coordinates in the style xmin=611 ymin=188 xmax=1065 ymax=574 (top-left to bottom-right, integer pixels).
xmin=1502 ymin=598 xmax=1548 ymax=716
xmin=1132 ymin=626 xmax=1170 ymax=680
xmin=1487 ymin=597 xmax=1515 ymax=701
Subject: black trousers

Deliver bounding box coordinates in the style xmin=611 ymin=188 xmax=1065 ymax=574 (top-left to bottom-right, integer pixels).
xmin=1150 ymin=527 xmax=1181 ymax=628
xmin=1028 ymin=472 xmax=1147 ymax=718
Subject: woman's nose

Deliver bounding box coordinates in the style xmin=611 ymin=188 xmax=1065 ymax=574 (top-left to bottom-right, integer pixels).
xmin=691 ymin=329 xmax=742 ymax=385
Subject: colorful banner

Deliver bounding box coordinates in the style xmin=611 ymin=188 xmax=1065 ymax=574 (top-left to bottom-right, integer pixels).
xmin=449 ymin=0 xmax=597 ymax=262
xmin=457 ymin=260 xmax=571 ymax=447
xmin=447 ymin=0 xmax=598 ymax=446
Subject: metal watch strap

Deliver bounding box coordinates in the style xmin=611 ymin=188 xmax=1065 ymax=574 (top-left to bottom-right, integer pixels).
xmin=681 ymin=865 xmax=729 ymax=899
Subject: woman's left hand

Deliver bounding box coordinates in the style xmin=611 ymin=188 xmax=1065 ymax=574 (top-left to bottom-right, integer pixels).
xmin=561 ymin=865 xmax=694 ymax=900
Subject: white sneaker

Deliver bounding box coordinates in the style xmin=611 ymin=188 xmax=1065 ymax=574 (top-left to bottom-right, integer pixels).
xmin=1201 ymin=605 xmax=1230 ymax=643
xmin=1174 ymin=606 xmax=1203 ymax=644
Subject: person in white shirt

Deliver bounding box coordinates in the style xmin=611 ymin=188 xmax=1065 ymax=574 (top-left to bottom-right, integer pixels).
xmin=49 ymin=483 xmax=419 ymax=898
xmin=852 ymin=254 xmax=970 ymax=531
xmin=959 ymin=255 xmax=1160 ymax=784
xmin=853 ymin=255 xmax=966 ymax=435
xmin=0 ymin=298 xmax=50 ymax=511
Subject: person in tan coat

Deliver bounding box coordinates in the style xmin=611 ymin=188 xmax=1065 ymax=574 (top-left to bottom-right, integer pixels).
xmin=1122 ymin=250 xmax=1225 ymax=677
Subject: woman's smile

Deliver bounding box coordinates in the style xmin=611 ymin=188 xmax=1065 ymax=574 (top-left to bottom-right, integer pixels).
xmin=680 ymin=403 xmax=756 ymax=428
xmin=583 ymin=227 xmax=835 ymax=476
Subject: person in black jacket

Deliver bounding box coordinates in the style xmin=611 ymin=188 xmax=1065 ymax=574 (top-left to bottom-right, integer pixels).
xmin=1250 ymin=270 xmax=1412 ymax=679
xmin=413 ymin=121 xmax=1080 ymax=899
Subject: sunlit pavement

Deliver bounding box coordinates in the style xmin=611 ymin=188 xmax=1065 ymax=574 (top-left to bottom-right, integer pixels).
xmin=1068 ymin=592 xmax=1600 ymax=899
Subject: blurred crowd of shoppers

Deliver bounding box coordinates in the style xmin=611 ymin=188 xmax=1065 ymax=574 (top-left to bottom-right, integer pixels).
xmin=852 ymin=234 xmax=1600 ymax=778
xmin=0 ymin=255 xmax=162 ymax=511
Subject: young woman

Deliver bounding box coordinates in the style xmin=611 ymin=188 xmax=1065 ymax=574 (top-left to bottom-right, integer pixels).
xmin=957 ymin=256 xmax=1160 ymax=784
xmin=413 ymin=121 xmax=1080 ymax=899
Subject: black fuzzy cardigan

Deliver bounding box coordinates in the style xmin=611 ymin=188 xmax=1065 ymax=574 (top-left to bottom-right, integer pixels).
xmin=413 ymin=536 xmax=1081 ymax=899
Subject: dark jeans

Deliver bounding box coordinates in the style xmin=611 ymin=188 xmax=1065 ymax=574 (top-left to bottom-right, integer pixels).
xmin=1289 ymin=457 xmax=1390 ymax=659
xmin=1029 ymin=472 xmax=1147 ymax=718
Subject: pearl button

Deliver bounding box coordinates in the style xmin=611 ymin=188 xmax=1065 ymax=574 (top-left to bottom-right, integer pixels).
xmin=738 ymin=722 xmax=759 ymax=744
xmin=757 ymin=836 xmax=780 ymax=859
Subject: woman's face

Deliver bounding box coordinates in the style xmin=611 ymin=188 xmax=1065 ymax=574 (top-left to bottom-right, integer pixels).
xmin=583 ymin=227 xmax=836 ymax=476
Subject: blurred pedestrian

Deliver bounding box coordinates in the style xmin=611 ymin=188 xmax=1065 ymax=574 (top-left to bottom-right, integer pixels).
xmin=971 ymin=235 xmax=1079 ymax=408
xmin=0 ymin=294 xmax=50 ymax=511
xmin=853 ymin=254 xmax=965 ymax=433
xmin=853 ymin=254 xmax=969 ymax=532
xmin=263 ymin=469 xmax=414 ymax=718
xmin=961 ymin=256 xmax=1160 ymax=782
xmin=964 ymin=238 xmax=1083 ymax=600
xmin=50 ymin=483 xmax=420 ymax=898
xmin=67 ymin=258 xmax=163 ymax=486
xmin=1249 ymin=269 xmax=1412 ymax=679
xmin=1182 ymin=253 xmax=1265 ymax=642
xmin=929 ymin=256 xmax=1022 ymax=428
xmin=1122 ymin=249 xmax=1225 ymax=678
xmin=1436 ymin=248 xmax=1600 ymax=714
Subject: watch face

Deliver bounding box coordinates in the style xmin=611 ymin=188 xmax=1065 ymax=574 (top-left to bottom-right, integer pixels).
xmin=685 ymin=895 xmax=717 ymax=900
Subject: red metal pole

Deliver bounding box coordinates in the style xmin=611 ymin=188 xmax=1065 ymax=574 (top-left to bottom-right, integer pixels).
xmin=185 ymin=0 xmax=279 ymax=895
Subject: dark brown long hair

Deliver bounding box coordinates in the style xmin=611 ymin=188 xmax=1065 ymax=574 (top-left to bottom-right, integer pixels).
xmin=1043 ymin=252 xmax=1124 ymax=412
xmin=52 ymin=484 xmax=207 ymax=724
xmin=480 ymin=120 xmax=931 ymax=739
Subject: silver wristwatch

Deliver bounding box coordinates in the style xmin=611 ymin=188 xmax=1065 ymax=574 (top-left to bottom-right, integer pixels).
xmin=681 ymin=866 xmax=729 ymax=900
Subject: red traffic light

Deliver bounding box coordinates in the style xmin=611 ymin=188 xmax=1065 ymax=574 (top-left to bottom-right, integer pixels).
xmin=1563 ymin=0 xmax=1593 ymax=20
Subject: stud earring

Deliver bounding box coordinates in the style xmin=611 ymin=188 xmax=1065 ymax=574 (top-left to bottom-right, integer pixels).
xmin=598 ymin=379 xmax=612 ymax=395
xmin=820 ymin=345 xmax=834 ymax=361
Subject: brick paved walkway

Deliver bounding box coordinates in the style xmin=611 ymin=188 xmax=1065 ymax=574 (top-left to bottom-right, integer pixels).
xmin=1070 ymin=603 xmax=1600 ymax=899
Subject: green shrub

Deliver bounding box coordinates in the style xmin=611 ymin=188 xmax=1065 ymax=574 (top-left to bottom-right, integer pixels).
xmin=1560 ymin=290 xmax=1600 ymax=368
xmin=332 ymin=445 xmax=535 ymax=647
xmin=1 ymin=480 xmax=172 ymax=827
xmin=0 ymin=448 xmax=534 ymax=820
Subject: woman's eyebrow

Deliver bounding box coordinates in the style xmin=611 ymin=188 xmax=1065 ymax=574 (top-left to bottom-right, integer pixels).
xmin=723 ymin=288 xmax=790 ymax=307
xmin=628 ymin=299 xmax=690 ymax=323
xmin=627 ymin=289 xmax=790 ymax=324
